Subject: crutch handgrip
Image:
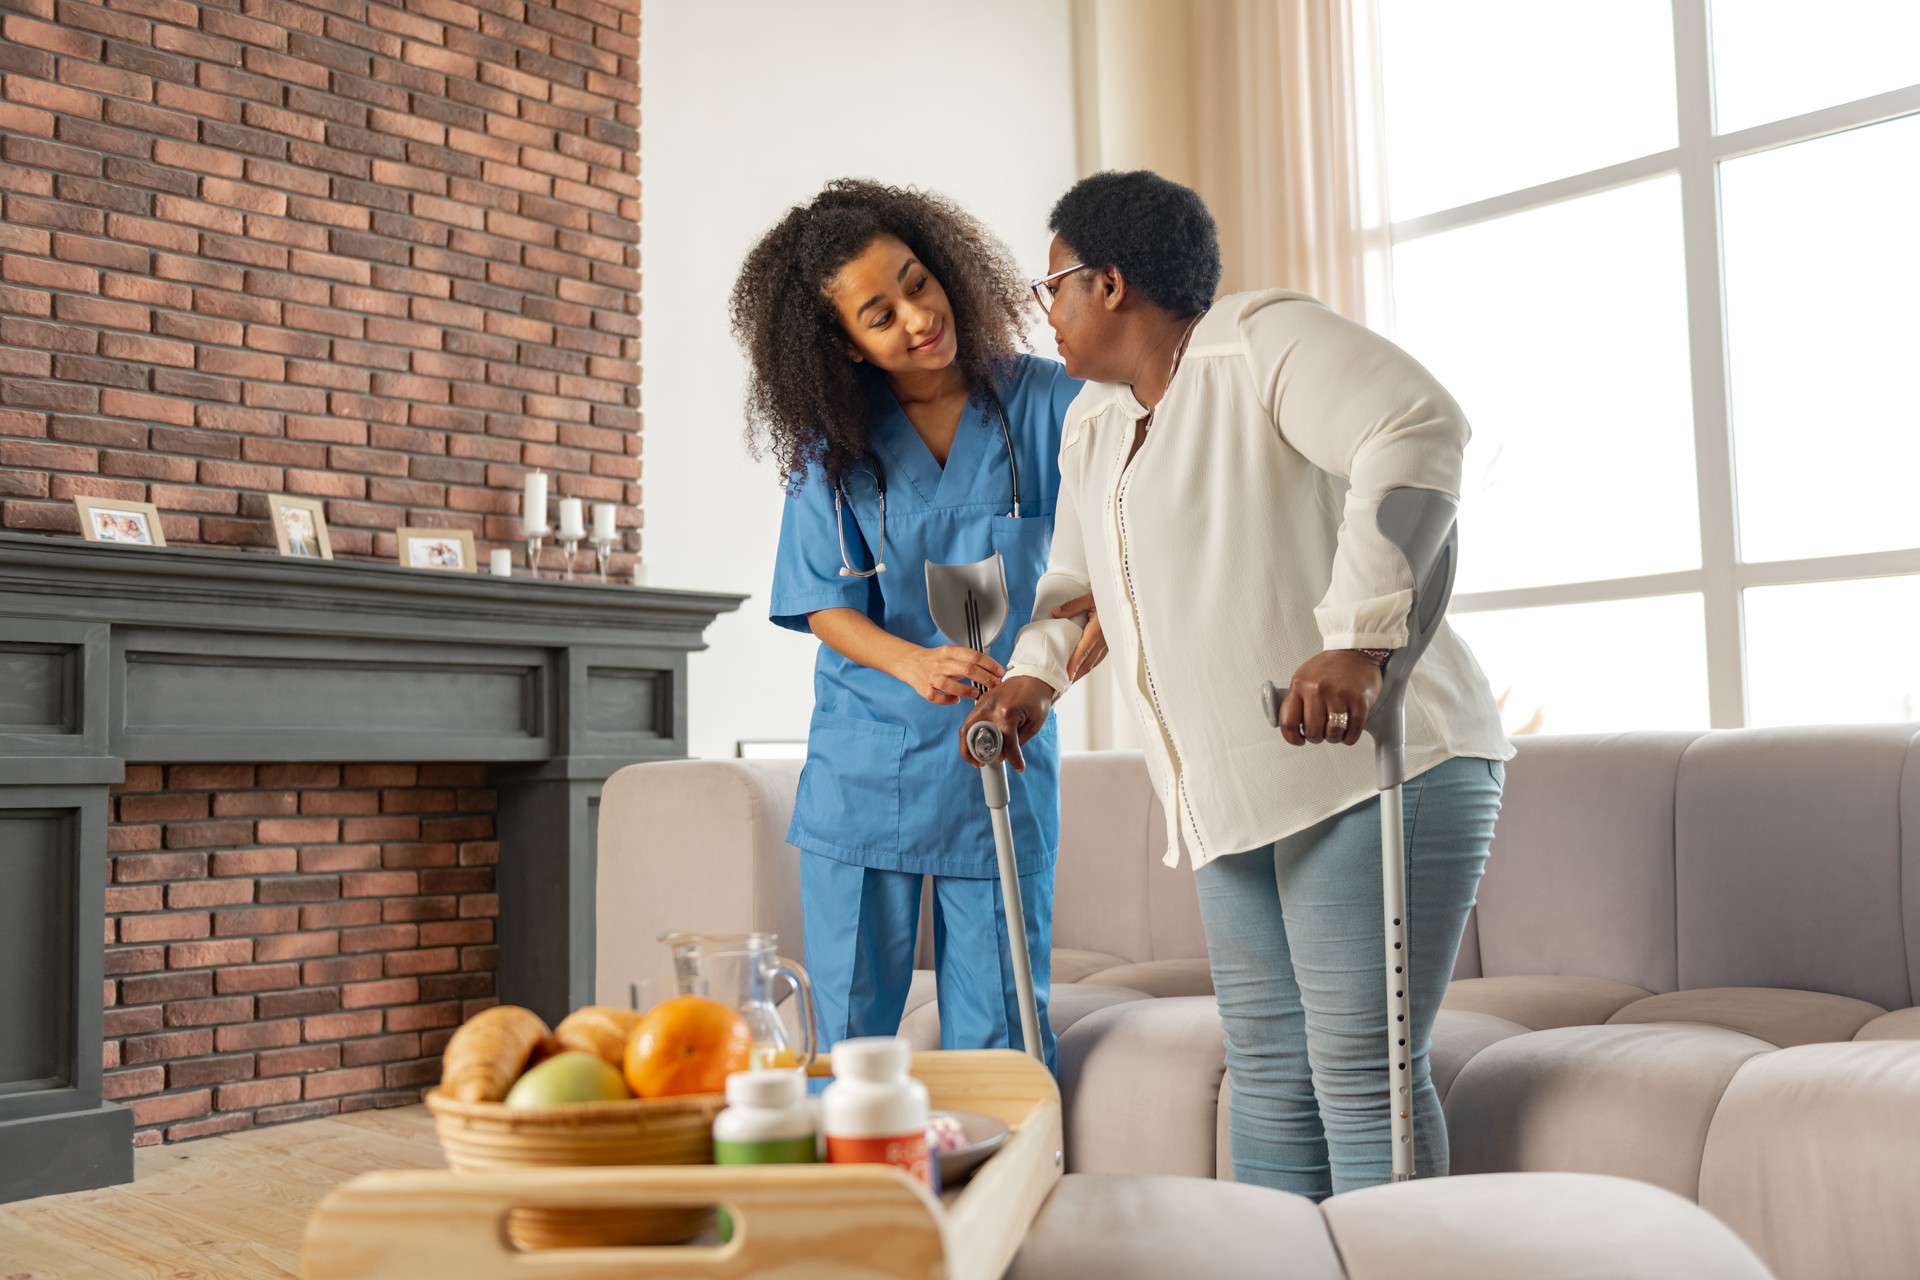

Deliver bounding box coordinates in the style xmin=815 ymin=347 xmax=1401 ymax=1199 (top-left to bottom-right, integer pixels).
xmin=967 ymin=720 xmax=1004 ymax=767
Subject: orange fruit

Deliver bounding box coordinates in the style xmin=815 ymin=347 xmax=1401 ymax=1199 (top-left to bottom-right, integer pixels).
xmin=622 ymin=995 xmax=750 ymax=1098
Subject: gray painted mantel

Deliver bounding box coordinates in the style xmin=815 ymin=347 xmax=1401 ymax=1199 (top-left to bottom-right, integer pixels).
xmin=0 ymin=531 xmax=743 ymax=1203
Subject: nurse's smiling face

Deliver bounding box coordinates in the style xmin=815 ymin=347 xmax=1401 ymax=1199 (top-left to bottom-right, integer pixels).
xmin=826 ymin=235 xmax=959 ymax=378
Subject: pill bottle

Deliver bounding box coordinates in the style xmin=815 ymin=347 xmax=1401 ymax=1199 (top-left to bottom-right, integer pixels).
xmin=820 ymin=1037 xmax=934 ymax=1188
xmin=713 ymin=1068 xmax=819 ymax=1166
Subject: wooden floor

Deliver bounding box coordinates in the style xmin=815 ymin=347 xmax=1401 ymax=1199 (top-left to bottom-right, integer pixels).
xmin=0 ymin=1105 xmax=444 ymax=1280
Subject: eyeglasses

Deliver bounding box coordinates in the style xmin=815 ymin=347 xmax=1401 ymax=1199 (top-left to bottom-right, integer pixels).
xmin=1029 ymin=262 xmax=1086 ymax=317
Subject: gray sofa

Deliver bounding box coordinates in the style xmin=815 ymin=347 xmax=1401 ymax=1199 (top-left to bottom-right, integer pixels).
xmin=598 ymin=725 xmax=1920 ymax=1280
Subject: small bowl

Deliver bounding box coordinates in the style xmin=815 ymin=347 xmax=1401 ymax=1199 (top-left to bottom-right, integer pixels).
xmin=931 ymin=1109 xmax=1011 ymax=1189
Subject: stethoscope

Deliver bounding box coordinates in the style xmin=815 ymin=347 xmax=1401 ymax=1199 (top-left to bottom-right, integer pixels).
xmin=834 ymin=390 xmax=1021 ymax=578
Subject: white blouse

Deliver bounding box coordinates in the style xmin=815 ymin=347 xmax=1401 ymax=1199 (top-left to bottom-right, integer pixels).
xmin=1006 ymin=290 xmax=1514 ymax=869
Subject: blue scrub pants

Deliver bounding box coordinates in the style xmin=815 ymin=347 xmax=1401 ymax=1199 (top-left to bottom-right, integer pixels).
xmin=800 ymin=852 xmax=1057 ymax=1072
xmin=1195 ymin=755 xmax=1504 ymax=1200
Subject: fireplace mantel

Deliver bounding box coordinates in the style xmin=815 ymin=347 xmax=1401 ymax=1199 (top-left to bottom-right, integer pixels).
xmin=0 ymin=532 xmax=744 ymax=1201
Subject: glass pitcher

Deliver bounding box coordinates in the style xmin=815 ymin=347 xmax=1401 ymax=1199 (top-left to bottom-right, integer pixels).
xmin=660 ymin=932 xmax=817 ymax=1070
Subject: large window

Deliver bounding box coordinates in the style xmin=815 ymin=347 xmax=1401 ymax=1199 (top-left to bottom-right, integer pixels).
xmin=1377 ymin=0 xmax=1920 ymax=734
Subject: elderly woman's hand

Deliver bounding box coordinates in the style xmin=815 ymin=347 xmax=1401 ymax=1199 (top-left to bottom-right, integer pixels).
xmin=1052 ymin=593 xmax=1108 ymax=682
xmin=1277 ymin=650 xmax=1386 ymax=747
xmin=959 ymin=675 xmax=1056 ymax=773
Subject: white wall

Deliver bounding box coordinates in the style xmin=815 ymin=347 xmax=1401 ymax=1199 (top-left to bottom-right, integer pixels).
xmin=641 ymin=0 xmax=1086 ymax=760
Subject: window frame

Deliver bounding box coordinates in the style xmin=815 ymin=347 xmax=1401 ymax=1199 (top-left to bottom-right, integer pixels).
xmin=1376 ymin=0 xmax=1920 ymax=728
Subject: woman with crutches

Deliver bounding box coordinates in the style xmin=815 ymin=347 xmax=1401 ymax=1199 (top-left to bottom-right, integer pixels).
xmin=962 ymin=170 xmax=1512 ymax=1197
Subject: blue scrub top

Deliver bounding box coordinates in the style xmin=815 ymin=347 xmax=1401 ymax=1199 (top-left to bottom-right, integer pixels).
xmin=770 ymin=354 xmax=1082 ymax=878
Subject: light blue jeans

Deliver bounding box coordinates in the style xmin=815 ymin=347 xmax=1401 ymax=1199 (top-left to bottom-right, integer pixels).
xmin=1195 ymin=754 xmax=1504 ymax=1200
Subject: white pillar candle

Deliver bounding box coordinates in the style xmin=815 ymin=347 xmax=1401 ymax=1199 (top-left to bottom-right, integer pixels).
xmin=488 ymin=549 xmax=513 ymax=576
xmin=521 ymin=472 xmax=548 ymax=534
xmin=557 ymin=497 xmax=586 ymax=539
xmin=591 ymin=502 xmax=617 ymax=541
xmin=631 ymin=563 xmax=648 ymax=586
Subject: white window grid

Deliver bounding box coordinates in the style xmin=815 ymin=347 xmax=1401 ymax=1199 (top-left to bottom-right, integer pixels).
xmin=1377 ymin=0 xmax=1920 ymax=729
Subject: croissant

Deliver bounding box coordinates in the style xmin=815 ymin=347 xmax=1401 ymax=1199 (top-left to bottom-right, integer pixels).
xmin=439 ymin=1005 xmax=551 ymax=1102
xmin=553 ymin=1005 xmax=643 ymax=1067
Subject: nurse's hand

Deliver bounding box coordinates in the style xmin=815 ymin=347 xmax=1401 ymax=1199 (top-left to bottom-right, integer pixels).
xmin=960 ymin=676 xmax=1055 ymax=773
xmin=1277 ymin=650 xmax=1385 ymax=747
xmin=893 ymin=645 xmax=1003 ymax=705
xmin=1052 ymin=593 xmax=1109 ymax=682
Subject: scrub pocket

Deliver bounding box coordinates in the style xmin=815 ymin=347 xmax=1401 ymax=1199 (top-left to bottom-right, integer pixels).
xmin=794 ymin=711 xmax=907 ymax=854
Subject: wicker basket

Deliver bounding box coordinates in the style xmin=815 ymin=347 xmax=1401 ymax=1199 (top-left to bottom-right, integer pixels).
xmin=425 ymin=1087 xmax=729 ymax=1248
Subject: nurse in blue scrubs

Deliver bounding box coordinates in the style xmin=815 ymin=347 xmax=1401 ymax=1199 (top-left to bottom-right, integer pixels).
xmin=730 ymin=180 xmax=1101 ymax=1067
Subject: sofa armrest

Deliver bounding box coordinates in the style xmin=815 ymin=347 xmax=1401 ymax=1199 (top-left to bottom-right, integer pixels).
xmin=594 ymin=758 xmax=806 ymax=1005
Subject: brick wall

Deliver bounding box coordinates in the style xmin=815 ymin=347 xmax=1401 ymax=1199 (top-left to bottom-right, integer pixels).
xmin=0 ymin=0 xmax=642 ymax=575
xmin=102 ymin=762 xmax=500 ymax=1144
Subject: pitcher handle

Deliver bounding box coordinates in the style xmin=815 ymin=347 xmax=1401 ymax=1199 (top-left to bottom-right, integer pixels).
xmin=774 ymin=956 xmax=817 ymax=1069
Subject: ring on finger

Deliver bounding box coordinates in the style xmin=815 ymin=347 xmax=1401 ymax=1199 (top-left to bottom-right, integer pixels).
xmin=1326 ymin=710 xmax=1350 ymax=734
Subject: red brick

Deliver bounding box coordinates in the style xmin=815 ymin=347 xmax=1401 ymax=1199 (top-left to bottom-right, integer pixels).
xmin=119 ymin=793 xmax=209 ymax=823
xmin=217 ymin=1077 xmax=302 ymax=1110
xmin=255 ymin=818 xmax=339 ymax=843
xmin=255 ymin=875 xmax=341 ymax=904
xmin=168 ymin=1055 xmax=256 ymax=1088
xmin=167 ymin=880 xmax=256 ymax=909
xmin=213 ymin=906 xmax=300 ymax=937
xmin=101 ymin=389 xmax=194 ymax=426
xmin=299 ymin=900 xmax=380 ymax=929
xmin=303 ymin=1010 xmax=382 ymax=1041
xmin=210 ymin=848 xmax=297 ymax=876
xmin=386 ymin=788 xmax=455 ymax=814
xmin=253 ymin=931 xmax=340 ymax=962
xmin=121 ymin=1029 xmax=214 ymax=1064
xmin=103 ymin=453 xmax=197 ymax=484
xmin=116 ymin=855 xmax=206 ymax=886
xmin=113 ymin=764 xmax=165 ymax=793
xmin=215 ymin=963 xmax=300 ymax=994
xmin=340 ymin=977 xmax=417 ymax=1009
xmin=104 ymin=885 xmax=164 ymax=913
xmin=167 ymin=940 xmax=255 ymax=969
xmin=121 ymin=971 xmax=212 ymax=1004
xmin=257 ymin=1043 xmax=342 ymax=1076
xmin=164 ymin=996 xmax=254 ymax=1027
xmin=458 ymin=894 xmax=497 ymax=919
xmin=168 ymin=764 xmax=257 ymax=790
xmin=339 ymin=1032 xmax=419 ymax=1066
xmin=215 ymin=1019 xmax=302 ymax=1052
xmin=304 ymin=1065 xmax=383 ymax=1099
xmin=118 ymin=913 xmax=211 ymax=943
xmin=103 ymin=1066 xmax=165 ymax=1099
xmin=163 ymin=821 xmax=255 ymax=850
xmin=298 ymin=845 xmax=381 ymax=873
xmin=381 ymin=842 xmax=456 ymax=868
xmin=342 ymin=871 xmax=416 ymax=898
xmin=105 ymin=945 xmax=166 ymax=975
xmin=254 ymin=1099 xmax=338 ymax=1124
xmin=298 ymin=789 xmax=380 ymax=817
xmin=340 ymin=923 xmax=416 ymax=953
xmin=258 ymin=763 xmax=340 ymax=787
xmin=259 ymin=988 xmax=339 ymax=1020
xmin=342 ymin=816 xmax=420 ymax=842
xmin=419 ymin=920 xmax=491 ymax=946
xmin=381 ymin=897 xmax=455 ymax=923
xmin=104 ymin=1006 xmax=162 ymax=1037
xmin=128 ymin=1089 xmax=211 ymax=1127
xmin=303 ymin=954 xmax=382 ymax=985
xmin=383 ymin=1059 xmax=440 ymax=1089
xmin=421 ymin=869 xmax=491 ymax=895
xmin=383 ymin=947 xmax=458 ymax=977
xmin=167 ymin=1113 xmax=254 ymax=1140
xmin=383 ymin=1001 xmax=460 ymax=1032
xmin=109 ymin=825 xmax=162 ymax=854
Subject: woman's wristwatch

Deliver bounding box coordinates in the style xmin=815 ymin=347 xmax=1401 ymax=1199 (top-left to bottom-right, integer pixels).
xmin=1356 ymin=648 xmax=1393 ymax=668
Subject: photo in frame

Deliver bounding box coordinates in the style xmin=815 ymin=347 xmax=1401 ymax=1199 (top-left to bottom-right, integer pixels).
xmin=73 ymin=496 xmax=166 ymax=547
xmin=268 ymin=495 xmax=333 ymax=560
xmin=396 ymin=526 xmax=477 ymax=573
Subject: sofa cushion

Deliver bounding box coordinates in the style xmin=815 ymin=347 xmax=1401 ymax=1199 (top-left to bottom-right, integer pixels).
xmin=1474 ymin=732 xmax=1697 ymax=992
xmin=1323 ymin=1172 xmax=1774 ymax=1280
xmin=1080 ymin=957 xmax=1214 ymax=998
xmin=1607 ymin=986 xmax=1885 ymax=1048
xmin=1442 ymin=975 xmax=1652 ymax=1029
xmin=1854 ymin=1006 xmax=1920 ymax=1040
xmin=1700 ymin=1041 xmax=1920 ymax=1280
xmin=1430 ymin=1009 xmax=1530 ymax=1102
xmin=1057 ymin=996 xmax=1226 ymax=1177
xmin=1445 ymin=1023 xmax=1775 ymax=1198
xmin=896 ymin=980 xmax=1149 ymax=1051
xmin=1675 ymin=725 xmax=1915 ymax=1010
xmin=1052 ymin=948 xmax=1132 ymax=985
xmin=1007 ymin=1173 xmax=1344 ymax=1280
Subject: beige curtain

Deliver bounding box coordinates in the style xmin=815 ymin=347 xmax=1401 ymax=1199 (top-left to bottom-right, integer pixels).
xmin=1069 ymin=0 xmax=1389 ymax=325
xmin=1065 ymin=0 xmax=1388 ymax=751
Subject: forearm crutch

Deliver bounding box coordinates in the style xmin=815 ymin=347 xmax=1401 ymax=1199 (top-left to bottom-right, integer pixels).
xmin=927 ymin=553 xmax=1046 ymax=1065
xmin=1262 ymin=486 xmax=1460 ymax=1181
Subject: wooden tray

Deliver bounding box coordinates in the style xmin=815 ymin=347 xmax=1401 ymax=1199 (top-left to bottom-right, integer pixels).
xmin=303 ymin=1050 xmax=1062 ymax=1280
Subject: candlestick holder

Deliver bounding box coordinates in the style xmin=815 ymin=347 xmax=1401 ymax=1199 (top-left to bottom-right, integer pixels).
xmin=559 ymin=535 xmax=582 ymax=580
xmin=590 ymin=534 xmax=618 ymax=581
xmin=523 ymin=526 xmax=550 ymax=579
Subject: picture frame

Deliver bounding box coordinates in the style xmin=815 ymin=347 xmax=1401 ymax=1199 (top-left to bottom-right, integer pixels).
xmin=396 ymin=526 xmax=477 ymax=574
xmin=267 ymin=494 xmax=333 ymax=560
xmin=73 ymin=496 xmax=166 ymax=547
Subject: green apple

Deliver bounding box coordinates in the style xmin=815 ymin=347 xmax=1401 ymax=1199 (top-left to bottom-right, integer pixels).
xmin=504 ymin=1050 xmax=632 ymax=1106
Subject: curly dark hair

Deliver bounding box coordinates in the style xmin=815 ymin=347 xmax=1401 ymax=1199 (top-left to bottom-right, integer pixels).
xmin=730 ymin=179 xmax=1030 ymax=492
xmin=1048 ymin=170 xmax=1221 ymax=316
